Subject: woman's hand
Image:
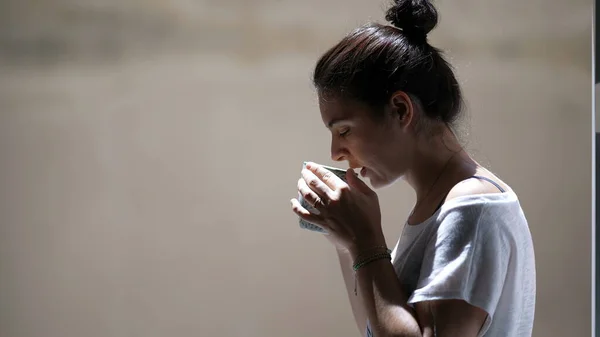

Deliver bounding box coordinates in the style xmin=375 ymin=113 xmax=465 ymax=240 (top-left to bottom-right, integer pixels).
xmin=291 ymin=162 xmax=386 ymax=254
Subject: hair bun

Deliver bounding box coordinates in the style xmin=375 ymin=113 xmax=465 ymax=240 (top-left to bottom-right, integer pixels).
xmin=385 ymin=0 xmax=438 ymax=38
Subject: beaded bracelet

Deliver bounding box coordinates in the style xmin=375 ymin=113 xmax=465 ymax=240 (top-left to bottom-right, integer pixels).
xmin=352 ymin=246 xmax=392 ymax=296
xmin=352 ymin=246 xmax=392 ymax=268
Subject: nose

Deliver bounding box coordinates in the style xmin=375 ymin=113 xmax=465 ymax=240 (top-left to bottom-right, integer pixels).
xmin=330 ymin=137 xmax=346 ymax=162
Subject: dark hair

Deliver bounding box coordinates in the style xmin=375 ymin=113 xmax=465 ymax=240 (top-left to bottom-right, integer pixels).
xmin=313 ymin=0 xmax=463 ymax=126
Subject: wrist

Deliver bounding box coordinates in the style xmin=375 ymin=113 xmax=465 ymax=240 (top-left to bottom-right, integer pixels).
xmin=349 ymin=241 xmax=392 ymax=297
xmin=334 ymin=245 xmax=351 ymax=256
xmin=348 ymin=235 xmax=388 ymax=260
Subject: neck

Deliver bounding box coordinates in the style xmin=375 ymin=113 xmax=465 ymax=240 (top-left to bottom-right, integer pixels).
xmin=404 ymin=127 xmax=475 ymax=202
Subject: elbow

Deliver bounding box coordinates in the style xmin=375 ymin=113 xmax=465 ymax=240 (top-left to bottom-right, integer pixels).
xmin=375 ymin=307 xmax=423 ymax=337
xmin=391 ymin=332 xmax=421 ymax=337
xmin=379 ymin=325 xmax=422 ymax=337
xmin=382 ymin=333 xmax=419 ymax=337
xmin=401 ymin=324 xmax=423 ymax=337
xmin=393 ymin=332 xmax=421 ymax=337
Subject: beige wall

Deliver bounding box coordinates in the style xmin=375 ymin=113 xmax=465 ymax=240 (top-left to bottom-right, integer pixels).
xmin=596 ymin=84 xmax=600 ymax=132
xmin=0 ymin=1 xmax=592 ymax=336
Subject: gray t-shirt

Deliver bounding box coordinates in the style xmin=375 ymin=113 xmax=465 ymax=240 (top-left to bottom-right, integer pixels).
xmin=370 ymin=191 xmax=536 ymax=336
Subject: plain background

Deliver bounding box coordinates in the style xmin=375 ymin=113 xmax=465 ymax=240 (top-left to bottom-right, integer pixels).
xmin=0 ymin=0 xmax=592 ymax=336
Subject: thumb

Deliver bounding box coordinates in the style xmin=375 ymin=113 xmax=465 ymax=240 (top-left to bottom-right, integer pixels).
xmin=345 ymin=169 xmax=372 ymax=194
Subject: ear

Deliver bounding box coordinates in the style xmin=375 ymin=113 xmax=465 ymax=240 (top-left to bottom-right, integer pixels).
xmin=388 ymin=91 xmax=415 ymax=129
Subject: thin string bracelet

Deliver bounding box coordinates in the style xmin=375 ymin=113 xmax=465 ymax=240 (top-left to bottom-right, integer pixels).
xmin=352 ymin=248 xmax=392 ymax=296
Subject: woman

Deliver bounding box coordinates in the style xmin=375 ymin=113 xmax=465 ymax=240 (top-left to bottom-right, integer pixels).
xmin=290 ymin=1 xmax=536 ymax=336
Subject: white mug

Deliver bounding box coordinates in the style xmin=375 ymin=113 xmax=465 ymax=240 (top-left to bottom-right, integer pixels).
xmin=298 ymin=162 xmax=348 ymax=233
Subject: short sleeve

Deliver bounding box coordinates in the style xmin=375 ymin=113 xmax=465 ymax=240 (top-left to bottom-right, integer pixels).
xmin=407 ymin=203 xmax=510 ymax=325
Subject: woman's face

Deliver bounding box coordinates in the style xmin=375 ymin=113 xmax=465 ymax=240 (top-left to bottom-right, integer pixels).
xmin=318 ymin=94 xmax=414 ymax=189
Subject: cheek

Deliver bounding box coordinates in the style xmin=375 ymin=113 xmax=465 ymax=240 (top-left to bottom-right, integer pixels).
xmin=362 ymin=135 xmax=404 ymax=168
xmin=350 ymin=141 xmax=381 ymax=166
xmin=346 ymin=127 xmax=397 ymax=165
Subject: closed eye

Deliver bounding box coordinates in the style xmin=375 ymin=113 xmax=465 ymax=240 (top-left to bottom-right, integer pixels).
xmin=339 ymin=128 xmax=350 ymax=137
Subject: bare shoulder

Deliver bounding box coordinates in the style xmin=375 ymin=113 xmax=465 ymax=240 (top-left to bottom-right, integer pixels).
xmin=445 ymin=171 xmax=511 ymax=202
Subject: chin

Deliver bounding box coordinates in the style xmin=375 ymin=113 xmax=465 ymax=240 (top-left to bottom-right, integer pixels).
xmin=367 ymin=171 xmax=404 ymax=189
xmin=367 ymin=176 xmax=394 ymax=189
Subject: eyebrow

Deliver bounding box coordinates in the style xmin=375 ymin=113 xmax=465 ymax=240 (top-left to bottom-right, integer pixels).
xmin=327 ymin=119 xmax=348 ymax=128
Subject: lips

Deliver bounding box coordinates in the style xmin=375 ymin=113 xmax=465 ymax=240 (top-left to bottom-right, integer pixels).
xmin=346 ymin=163 xmax=367 ymax=177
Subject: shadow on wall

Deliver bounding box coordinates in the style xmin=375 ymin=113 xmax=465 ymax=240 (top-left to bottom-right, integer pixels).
xmin=0 ymin=0 xmax=329 ymax=67
xmin=0 ymin=0 xmax=590 ymax=70
xmin=0 ymin=2 xmax=180 ymax=65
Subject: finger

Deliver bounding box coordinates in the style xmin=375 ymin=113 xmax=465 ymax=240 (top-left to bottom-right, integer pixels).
xmin=305 ymin=162 xmax=346 ymax=191
xmin=290 ymin=198 xmax=328 ymax=229
xmin=301 ymin=167 xmax=336 ymax=201
xmin=298 ymin=178 xmax=327 ymax=210
xmin=345 ymin=168 xmax=374 ymax=195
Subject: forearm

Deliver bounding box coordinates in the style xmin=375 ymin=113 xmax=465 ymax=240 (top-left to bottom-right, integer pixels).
xmin=335 ymin=248 xmax=369 ymax=335
xmin=351 ymin=250 xmax=421 ymax=337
